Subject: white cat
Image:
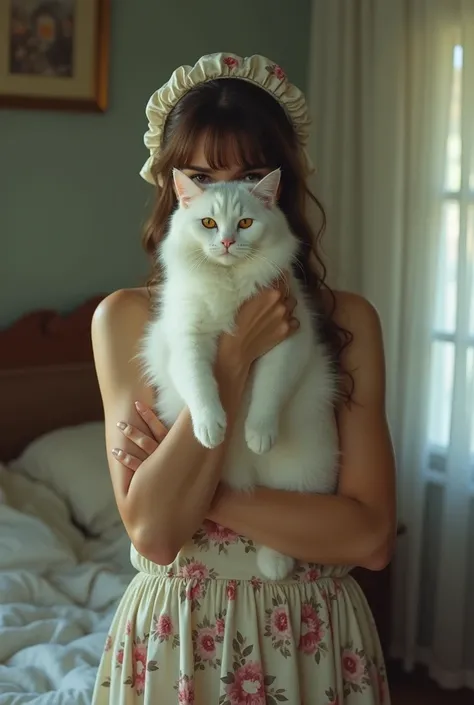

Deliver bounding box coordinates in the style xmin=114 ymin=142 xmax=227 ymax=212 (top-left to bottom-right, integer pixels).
xmin=140 ymin=168 xmax=339 ymax=580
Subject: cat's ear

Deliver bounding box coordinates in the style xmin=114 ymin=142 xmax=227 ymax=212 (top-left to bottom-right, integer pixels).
xmin=250 ymin=168 xmax=281 ymax=208
xmin=172 ymin=168 xmax=204 ymax=207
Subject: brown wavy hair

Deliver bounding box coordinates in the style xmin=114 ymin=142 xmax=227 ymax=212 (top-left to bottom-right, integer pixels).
xmin=142 ymin=78 xmax=353 ymax=402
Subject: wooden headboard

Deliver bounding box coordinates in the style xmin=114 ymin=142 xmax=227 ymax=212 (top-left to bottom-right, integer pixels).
xmin=0 ymin=296 xmax=106 ymax=461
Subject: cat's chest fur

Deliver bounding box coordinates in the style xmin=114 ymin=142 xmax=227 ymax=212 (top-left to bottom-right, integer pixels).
xmin=161 ymin=265 xmax=273 ymax=335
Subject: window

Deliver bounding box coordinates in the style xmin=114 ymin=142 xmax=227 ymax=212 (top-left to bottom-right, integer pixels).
xmin=428 ymin=43 xmax=474 ymax=489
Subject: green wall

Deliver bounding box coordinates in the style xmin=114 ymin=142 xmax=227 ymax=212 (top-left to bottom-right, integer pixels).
xmin=0 ymin=0 xmax=311 ymax=327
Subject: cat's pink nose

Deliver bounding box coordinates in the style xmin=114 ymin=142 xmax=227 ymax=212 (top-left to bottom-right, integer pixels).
xmin=221 ymin=238 xmax=235 ymax=249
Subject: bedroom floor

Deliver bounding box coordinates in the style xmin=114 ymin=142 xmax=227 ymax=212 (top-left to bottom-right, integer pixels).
xmin=388 ymin=664 xmax=473 ymax=704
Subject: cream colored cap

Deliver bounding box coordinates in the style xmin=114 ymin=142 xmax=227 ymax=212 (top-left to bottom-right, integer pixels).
xmin=140 ymin=52 xmax=314 ymax=185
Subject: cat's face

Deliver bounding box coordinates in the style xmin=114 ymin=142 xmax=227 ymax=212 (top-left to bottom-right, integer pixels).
xmin=171 ymin=169 xmax=284 ymax=267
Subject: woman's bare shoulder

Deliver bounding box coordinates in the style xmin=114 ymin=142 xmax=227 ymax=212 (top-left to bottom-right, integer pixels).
xmin=326 ymin=289 xmax=381 ymax=336
xmin=94 ymin=286 xmax=151 ymax=316
xmin=91 ymin=287 xmax=153 ymax=382
xmin=92 ymin=287 xmax=151 ymax=336
xmin=325 ymin=289 xmax=386 ymax=402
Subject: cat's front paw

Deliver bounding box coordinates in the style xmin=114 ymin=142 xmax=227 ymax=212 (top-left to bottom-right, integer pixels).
xmin=257 ymin=547 xmax=295 ymax=580
xmin=192 ymin=405 xmax=227 ymax=449
xmin=245 ymin=418 xmax=278 ymax=454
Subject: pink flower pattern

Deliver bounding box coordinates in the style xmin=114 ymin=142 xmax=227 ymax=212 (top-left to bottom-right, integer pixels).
xmin=342 ymin=648 xmax=365 ymax=684
xmin=225 ymin=661 xmax=265 ymax=705
xmin=215 ymin=607 xmax=227 ymax=643
xmin=296 ymin=564 xmax=321 ymax=582
xmin=298 ymin=599 xmax=328 ymax=663
xmin=250 ymin=576 xmax=263 ymax=591
xmin=220 ymin=632 xmax=288 ymax=705
xmin=216 ymin=617 xmax=226 ymax=637
xmin=153 ymin=613 xmax=172 ymax=639
xmin=206 ymin=520 xmax=239 ymax=544
xmin=174 ymin=672 xmax=195 ymax=704
xmin=179 ymin=559 xmax=209 ymax=580
xmin=226 ymin=580 xmax=237 ymax=601
xmin=98 ymin=525 xmax=387 ymax=702
xmin=193 ymin=522 xmax=256 ymax=555
xmin=270 ymin=606 xmax=291 ymax=639
xmin=341 ymin=642 xmax=371 ymax=697
xmin=264 ymin=595 xmax=293 ymax=658
xmin=131 ymin=643 xmax=147 ymax=695
xmin=192 ymin=616 xmax=221 ymax=670
xmin=223 ymin=56 xmax=239 ymax=69
xmin=265 ymin=63 xmax=287 ymax=81
xmin=196 ymin=626 xmax=216 ymax=660
xmin=106 ymin=631 xmax=158 ymax=696
xmin=152 ymin=613 xmax=180 ymax=648
xmin=178 ymin=557 xmax=218 ymax=611
xmin=324 ymin=688 xmax=341 ymax=705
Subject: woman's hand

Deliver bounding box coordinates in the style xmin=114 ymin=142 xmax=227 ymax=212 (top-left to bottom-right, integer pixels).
xmin=112 ymin=402 xmax=168 ymax=471
xmin=219 ymin=275 xmax=299 ymax=369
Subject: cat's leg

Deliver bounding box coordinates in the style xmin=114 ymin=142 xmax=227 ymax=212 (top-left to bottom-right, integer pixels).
xmin=245 ymin=335 xmax=306 ymax=454
xmin=168 ymin=334 xmax=226 ymax=449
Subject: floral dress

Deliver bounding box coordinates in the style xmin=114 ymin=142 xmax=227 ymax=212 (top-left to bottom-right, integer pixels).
xmin=92 ymin=521 xmax=389 ymax=704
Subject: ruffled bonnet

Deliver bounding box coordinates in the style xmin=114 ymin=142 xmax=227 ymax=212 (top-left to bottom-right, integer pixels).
xmin=140 ymin=52 xmax=314 ymax=185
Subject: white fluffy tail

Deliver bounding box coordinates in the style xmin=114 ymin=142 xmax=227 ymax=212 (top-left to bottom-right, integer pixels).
xmin=256 ymin=546 xmax=295 ymax=580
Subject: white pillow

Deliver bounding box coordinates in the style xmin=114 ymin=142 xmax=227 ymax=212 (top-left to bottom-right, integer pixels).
xmin=9 ymin=422 xmax=120 ymax=537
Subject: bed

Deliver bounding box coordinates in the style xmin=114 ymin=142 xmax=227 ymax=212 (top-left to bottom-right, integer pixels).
xmin=0 ymin=297 xmax=396 ymax=704
xmin=0 ymin=295 xmax=138 ymax=705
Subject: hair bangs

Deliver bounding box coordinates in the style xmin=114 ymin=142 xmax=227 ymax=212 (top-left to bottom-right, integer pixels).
xmin=198 ymin=120 xmax=271 ymax=171
xmin=167 ymin=101 xmax=281 ymax=172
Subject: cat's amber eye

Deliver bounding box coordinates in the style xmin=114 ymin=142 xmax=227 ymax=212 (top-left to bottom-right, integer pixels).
xmin=238 ymin=218 xmax=253 ymax=229
xmin=201 ymin=217 xmax=217 ymax=229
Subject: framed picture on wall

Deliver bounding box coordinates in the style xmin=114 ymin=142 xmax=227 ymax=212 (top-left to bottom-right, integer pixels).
xmin=0 ymin=0 xmax=110 ymax=112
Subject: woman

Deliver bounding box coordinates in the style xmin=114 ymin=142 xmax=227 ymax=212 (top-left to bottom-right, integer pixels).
xmin=91 ymin=52 xmax=396 ymax=704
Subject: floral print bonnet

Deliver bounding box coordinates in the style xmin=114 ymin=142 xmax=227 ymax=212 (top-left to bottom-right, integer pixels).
xmin=139 ymin=52 xmax=314 ymax=185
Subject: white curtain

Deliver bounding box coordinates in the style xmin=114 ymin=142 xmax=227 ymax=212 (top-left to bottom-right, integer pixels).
xmin=308 ymin=0 xmax=474 ymax=690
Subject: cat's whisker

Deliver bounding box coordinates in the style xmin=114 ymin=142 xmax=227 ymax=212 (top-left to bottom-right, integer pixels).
xmin=188 ymin=258 xmax=201 ymax=273
xmin=247 ymin=251 xmax=286 ymax=287
xmin=189 ymin=255 xmax=208 ymax=274
xmin=192 ymin=262 xmax=204 ymax=273
xmin=247 ymin=253 xmax=281 ymax=279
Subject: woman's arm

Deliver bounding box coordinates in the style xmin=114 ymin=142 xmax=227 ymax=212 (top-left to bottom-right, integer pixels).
xmin=92 ymin=291 xmax=250 ymax=565
xmin=208 ymin=293 xmax=397 ymax=571
xmin=122 ymin=361 xmax=248 ymax=566
xmin=92 ymin=284 xmax=297 ymax=566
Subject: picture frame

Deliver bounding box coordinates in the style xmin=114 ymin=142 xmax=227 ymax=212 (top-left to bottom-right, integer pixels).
xmin=0 ymin=0 xmax=110 ymax=112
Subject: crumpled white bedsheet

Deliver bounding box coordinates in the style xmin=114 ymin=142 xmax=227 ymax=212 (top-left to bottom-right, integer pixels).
xmin=0 ymin=466 xmax=135 ymax=705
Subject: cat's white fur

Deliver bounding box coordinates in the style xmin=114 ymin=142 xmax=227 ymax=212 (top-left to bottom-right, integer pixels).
xmin=140 ymin=168 xmax=339 ymax=580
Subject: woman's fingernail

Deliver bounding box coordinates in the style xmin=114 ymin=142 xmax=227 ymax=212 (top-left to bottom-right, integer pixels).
xmin=117 ymin=421 xmax=127 ymax=430
xmin=111 ymin=448 xmax=122 ymax=457
xmin=135 ymin=401 xmax=146 ymax=413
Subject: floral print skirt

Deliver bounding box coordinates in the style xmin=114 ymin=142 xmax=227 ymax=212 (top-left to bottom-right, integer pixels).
xmin=92 ymin=521 xmax=390 ymax=704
